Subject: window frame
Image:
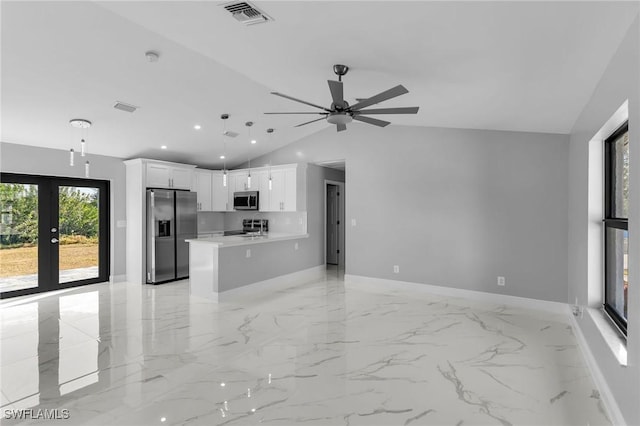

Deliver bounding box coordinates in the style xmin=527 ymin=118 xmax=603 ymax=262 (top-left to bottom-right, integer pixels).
xmin=603 ymin=121 xmax=629 ymax=336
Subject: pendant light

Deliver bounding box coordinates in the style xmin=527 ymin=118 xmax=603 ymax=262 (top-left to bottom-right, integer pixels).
xmin=245 ymin=121 xmax=253 ymax=189
xmin=266 ymin=128 xmax=274 ymax=190
xmin=221 ymin=114 xmax=229 ymax=187
xmin=85 ymin=161 xmax=90 ymax=178
xmin=69 ymin=118 xmax=91 ymax=171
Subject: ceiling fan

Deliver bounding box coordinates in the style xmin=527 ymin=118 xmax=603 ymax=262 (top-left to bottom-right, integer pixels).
xmin=265 ymin=64 xmax=419 ymax=132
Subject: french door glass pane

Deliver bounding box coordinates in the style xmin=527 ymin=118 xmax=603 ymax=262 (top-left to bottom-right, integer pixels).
xmin=611 ymin=131 xmax=629 ymax=218
xmin=0 ymin=183 xmax=39 ymax=293
xmin=58 ymin=186 xmax=99 ymax=284
xmin=605 ymin=227 xmax=628 ymax=321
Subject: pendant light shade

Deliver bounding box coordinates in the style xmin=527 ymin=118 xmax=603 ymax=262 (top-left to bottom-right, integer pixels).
xmin=246 ymin=121 xmax=254 ymax=189
xmin=69 ymin=118 xmax=92 ymax=174
xmin=267 ymin=128 xmax=275 ymax=191
xmin=223 ymin=170 xmax=227 ymax=187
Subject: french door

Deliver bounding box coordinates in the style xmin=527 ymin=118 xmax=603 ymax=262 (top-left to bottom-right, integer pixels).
xmin=0 ymin=173 xmax=109 ymax=298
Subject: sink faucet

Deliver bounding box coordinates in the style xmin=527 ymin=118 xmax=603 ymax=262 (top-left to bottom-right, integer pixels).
xmin=252 ymin=212 xmax=263 ymax=235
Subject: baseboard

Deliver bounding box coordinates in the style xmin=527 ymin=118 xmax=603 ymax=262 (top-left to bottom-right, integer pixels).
xmin=344 ymin=274 xmax=569 ymax=315
xmin=110 ymin=274 xmax=127 ymax=283
xmin=569 ymin=314 xmax=626 ymax=426
xmin=206 ymin=265 xmax=326 ymax=302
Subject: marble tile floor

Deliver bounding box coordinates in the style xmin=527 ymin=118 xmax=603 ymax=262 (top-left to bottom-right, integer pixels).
xmin=0 ymin=268 xmax=610 ymax=425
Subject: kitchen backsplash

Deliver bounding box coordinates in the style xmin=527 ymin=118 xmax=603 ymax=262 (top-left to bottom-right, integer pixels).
xmin=197 ymin=212 xmax=225 ymax=233
xmin=224 ymin=211 xmax=307 ymax=234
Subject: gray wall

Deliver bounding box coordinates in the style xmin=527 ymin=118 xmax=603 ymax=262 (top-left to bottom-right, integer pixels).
xmin=0 ymin=142 xmax=127 ymax=280
xmin=568 ymin=17 xmax=639 ymax=425
xmin=248 ymin=125 xmax=569 ymax=303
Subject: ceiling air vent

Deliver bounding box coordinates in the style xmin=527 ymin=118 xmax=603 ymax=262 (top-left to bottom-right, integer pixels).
xmin=113 ymin=101 xmax=138 ymax=113
xmin=222 ymin=1 xmax=273 ymax=26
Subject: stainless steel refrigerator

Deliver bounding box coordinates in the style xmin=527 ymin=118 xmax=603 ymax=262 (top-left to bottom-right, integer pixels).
xmin=146 ymin=189 xmax=197 ymax=284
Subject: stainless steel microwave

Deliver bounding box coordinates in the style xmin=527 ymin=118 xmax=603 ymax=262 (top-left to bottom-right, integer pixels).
xmin=233 ymin=191 xmax=259 ymax=210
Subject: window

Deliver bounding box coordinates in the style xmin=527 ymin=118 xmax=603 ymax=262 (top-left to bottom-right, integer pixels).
xmin=604 ymin=122 xmax=629 ymax=336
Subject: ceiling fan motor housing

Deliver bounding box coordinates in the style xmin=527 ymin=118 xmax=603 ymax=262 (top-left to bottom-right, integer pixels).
xmin=327 ymin=112 xmax=353 ymax=125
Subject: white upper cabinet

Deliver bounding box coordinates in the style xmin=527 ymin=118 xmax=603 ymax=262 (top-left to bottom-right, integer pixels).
xmin=211 ymin=171 xmax=228 ymax=212
xmin=263 ymin=164 xmax=298 ymax=212
xmin=193 ymin=170 xmax=213 ymax=211
xmin=146 ymin=162 xmax=193 ymax=190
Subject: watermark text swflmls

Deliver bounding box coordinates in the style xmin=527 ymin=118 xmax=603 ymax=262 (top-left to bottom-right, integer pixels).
xmin=3 ymin=409 xmax=70 ymax=420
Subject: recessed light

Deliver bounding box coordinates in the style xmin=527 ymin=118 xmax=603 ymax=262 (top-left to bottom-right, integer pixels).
xmin=251 ymin=139 xmax=257 ymax=144
xmin=220 ymin=382 xmax=226 ymax=387
xmin=161 ymin=145 xmax=167 ymax=150
xmin=194 ymin=124 xmax=202 ymax=130
xmin=219 ymin=155 xmax=225 ymax=159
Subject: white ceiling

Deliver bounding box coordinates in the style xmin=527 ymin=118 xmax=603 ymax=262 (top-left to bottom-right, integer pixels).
xmin=2 ymin=1 xmax=638 ymax=169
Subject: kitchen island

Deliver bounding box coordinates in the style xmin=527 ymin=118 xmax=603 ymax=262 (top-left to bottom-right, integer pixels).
xmin=186 ymin=232 xmax=312 ymax=301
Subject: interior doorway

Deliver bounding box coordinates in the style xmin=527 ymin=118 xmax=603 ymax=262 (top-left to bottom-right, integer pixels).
xmin=325 ymin=180 xmax=345 ymax=269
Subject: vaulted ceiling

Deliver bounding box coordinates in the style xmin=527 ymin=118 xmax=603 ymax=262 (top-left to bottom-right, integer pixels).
xmin=1 ymin=1 xmax=637 ymax=168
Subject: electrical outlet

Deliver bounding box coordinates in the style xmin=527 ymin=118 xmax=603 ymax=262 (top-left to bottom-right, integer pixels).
xmin=497 ymin=276 xmax=505 ymax=286
xmin=299 ymin=217 xmax=303 ymax=225
xmin=393 ymin=265 xmax=399 ymax=273
xmin=294 ymin=242 xmax=299 ymax=250
xmin=246 ymin=249 xmax=251 ymax=258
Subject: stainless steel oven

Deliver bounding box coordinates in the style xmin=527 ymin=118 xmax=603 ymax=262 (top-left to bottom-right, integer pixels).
xmin=233 ymin=191 xmax=259 ymax=210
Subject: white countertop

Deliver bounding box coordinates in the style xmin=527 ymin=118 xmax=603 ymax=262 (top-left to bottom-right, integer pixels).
xmin=186 ymin=232 xmax=309 ymax=248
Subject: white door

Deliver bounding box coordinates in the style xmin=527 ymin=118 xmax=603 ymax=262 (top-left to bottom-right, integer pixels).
xmin=327 ymin=184 xmax=339 ymax=264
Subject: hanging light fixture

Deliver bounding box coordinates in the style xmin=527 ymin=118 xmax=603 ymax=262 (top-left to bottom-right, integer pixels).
xmin=267 ymin=128 xmax=274 ymax=190
xmin=85 ymin=161 xmax=90 ymax=178
xmin=69 ymin=118 xmax=91 ymax=170
xmin=245 ymin=121 xmax=254 ymax=189
xmin=221 ymin=114 xmax=229 ymax=187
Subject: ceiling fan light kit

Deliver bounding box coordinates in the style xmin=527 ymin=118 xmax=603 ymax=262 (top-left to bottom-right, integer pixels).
xmin=265 ymin=64 xmax=419 ymax=132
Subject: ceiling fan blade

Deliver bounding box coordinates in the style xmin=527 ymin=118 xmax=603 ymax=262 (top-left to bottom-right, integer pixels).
xmin=271 ymin=92 xmax=330 ymax=112
xmin=264 ymin=112 xmax=326 ymax=115
xmin=328 ymin=80 xmax=344 ymax=107
xmin=352 ymin=115 xmax=391 ymax=127
xmin=356 ymin=106 xmax=419 ymax=115
xmin=349 ymin=85 xmax=409 ymax=111
xmin=337 ymin=123 xmax=347 ymax=132
xmin=294 ymin=116 xmax=327 ymax=128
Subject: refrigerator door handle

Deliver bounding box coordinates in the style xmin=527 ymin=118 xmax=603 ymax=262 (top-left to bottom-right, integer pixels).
xmin=148 ymin=191 xmax=156 ymax=283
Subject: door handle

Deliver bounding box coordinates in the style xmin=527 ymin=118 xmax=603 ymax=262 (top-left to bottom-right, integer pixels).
xmin=51 ymin=238 xmax=59 ymax=244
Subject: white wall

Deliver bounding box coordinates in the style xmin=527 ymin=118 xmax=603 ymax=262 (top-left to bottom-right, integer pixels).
xmin=247 ymin=125 xmax=569 ymax=302
xmin=568 ymin=17 xmax=639 ymax=425
xmin=0 ymin=142 xmax=127 ymax=280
